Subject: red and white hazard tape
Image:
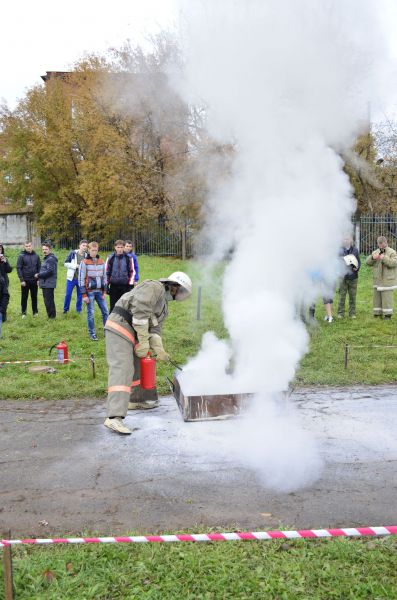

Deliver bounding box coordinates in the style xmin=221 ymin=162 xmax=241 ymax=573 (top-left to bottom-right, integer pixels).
xmin=0 ymin=359 xmax=76 ymax=365
xmin=1 ymin=526 xmax=396 ymax=547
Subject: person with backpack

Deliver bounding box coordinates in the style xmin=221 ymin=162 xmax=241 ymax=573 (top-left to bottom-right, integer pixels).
xmin=105 ymin=240 xmax=135 ymax=312
xmin=17 ymin=241 xmax=41 ymax=318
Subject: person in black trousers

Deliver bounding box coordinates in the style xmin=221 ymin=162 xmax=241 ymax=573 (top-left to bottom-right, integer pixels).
xmin=105 ymin=240 xmax=134 ymax=312
xmin=0 ymin=273 xmax=10 ymax=338
xmin=17 ymin=241 xmax=41 ymax=318
xmin=37 ymin=242 xmax=58 ymax=318
xmin=0 ymin=243 xmax=12 ymax=322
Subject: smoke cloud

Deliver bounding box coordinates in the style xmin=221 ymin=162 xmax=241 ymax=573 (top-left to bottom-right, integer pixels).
xmin=174 ymin=0 xmax=394 ymax=490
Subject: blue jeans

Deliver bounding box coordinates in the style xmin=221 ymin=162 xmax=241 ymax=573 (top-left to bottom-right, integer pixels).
xmin=86 ymin=291 xmax=109 ymax=336
xmin=63 ymin=278 xmax=82 ymax=313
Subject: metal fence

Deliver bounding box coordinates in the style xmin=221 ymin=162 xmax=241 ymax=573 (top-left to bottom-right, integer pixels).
xmin=355 ymin=215 xmax=397 ymax=255
xmin=45 ymin=214 xmax=397 ymax=257
xmin=46 ymin=219 xmax=211 ymax=258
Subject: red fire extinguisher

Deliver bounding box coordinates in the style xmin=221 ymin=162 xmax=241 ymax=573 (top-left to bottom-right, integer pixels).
xmin=140 ymin=352 xmax=156 ymax=389
xmin=49 ymin=340 xmax=69 ymax=364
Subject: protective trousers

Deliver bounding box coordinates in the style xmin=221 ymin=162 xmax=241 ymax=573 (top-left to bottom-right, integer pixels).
xmin=373 ymin=289 xmax=394 ymax=316
xmin=337 ymin=279 xmax=358 ymax=317
xmin=106 ymin=329 xmax=135 ymax=417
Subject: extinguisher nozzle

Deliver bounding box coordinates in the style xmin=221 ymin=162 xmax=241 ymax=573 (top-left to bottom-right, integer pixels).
xmin=169 ymin=358 xmax=183 ymax=371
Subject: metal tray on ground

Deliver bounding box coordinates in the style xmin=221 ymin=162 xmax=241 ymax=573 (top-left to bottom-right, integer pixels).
xmin=172 ymin=374 xmax=254 ymax=422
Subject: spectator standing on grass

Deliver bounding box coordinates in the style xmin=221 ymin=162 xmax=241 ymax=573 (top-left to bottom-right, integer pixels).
xmin=0 ymin=243 xmax=12 ymax=322
xmin=0 ymin=243 xmax=12 ymax=285
xmin=124 ymin=240 xmax=139 ymax=289
xmin=366 ymin=236 xmax=397 ymax=319
xmin=63 ymin=239 xmax=88 ymax=314
xmin=79 ymin=241 xmax=109 ymax=341
xmin=337 ymin=235 xmax=360 ymax=319
xmin=0 ymin=273 xmax=10 ymax=338
xmin=306 ymin=266 xmax=337 ymax=324
xmin=105 ymin=240 xmax=134 ymax=312
xmin=17 ymin=241 xmax=41 ymax=318
xmin=37 ymin=242 xmax=58 ymax=319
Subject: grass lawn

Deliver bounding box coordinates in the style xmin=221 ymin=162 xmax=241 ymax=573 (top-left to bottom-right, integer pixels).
xmin=296 ymin=260 xmax=397 ymax=386
xmin=0 ymin=250 xmax=227 ymax=399
xmin=1 ymin=536 xmax=396 ymax=599
xmin=0 ymin=249 xmax=396 ymax=398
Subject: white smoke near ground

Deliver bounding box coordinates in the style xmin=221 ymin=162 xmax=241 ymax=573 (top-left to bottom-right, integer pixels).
xmin=173 ymin=0 xmax=394 ymax=490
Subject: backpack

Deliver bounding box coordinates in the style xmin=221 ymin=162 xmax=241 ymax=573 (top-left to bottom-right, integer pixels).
xmin=106 ymin=253 xmax=131 ymax=284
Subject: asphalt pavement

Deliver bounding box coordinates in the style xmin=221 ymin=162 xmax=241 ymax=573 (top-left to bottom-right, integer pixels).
xmin=0 ymin=385 xmax=396 ymax=537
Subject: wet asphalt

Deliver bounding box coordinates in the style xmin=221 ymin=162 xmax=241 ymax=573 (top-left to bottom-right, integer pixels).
xmin=0 ymin=385 xmax=396 ymax=537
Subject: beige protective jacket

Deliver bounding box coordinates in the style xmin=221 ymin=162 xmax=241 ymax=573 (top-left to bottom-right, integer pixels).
xmin=104 ymin=280 xmax=168 ymax=344
xmin=366 ymin=246 xmax=397 ymax=290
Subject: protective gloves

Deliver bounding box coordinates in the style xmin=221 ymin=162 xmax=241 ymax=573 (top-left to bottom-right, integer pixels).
xmin=134 ymin=322 xmax=150 ymax=358
xmin=149 ymin=333 xmax=170 ymax=362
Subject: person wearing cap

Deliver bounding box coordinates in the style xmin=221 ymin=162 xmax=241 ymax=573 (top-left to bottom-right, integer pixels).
xmin=337 ymin=235 xmax=361 ymax=319
xmin=366 ymin=236 xmax=397 ymax=319
xmin=103 ymin=271 xmax=192 ymax=434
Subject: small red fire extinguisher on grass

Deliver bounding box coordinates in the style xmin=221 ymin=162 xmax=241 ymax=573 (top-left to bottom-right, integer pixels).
xmin=49 ymin=340 xmax=69 ymax=364
xmin=140 ymin=352 xmax=156 ymax=389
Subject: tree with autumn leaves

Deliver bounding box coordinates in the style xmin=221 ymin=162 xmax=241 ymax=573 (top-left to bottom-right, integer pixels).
xmin=0 ymin=37 xmax=212 ymax=244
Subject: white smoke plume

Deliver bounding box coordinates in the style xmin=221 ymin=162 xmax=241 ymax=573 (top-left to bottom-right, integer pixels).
xmin=174 ymin=0 xmax=394 ymax=490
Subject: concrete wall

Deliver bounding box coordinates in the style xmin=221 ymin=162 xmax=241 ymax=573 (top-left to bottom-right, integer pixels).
xmin=0 ymin=213 xmax=41 ymax=248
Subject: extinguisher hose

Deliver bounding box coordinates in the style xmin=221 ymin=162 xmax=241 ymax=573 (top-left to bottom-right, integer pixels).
xmin=169 ymin=358 xmax=183 ymax=371
xmin=48 ymin=343 xmax=57 ymax=356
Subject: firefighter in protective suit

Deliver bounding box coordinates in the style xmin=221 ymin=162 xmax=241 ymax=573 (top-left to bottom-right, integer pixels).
xmin=104 ymin=272 xmax=192 ymax=434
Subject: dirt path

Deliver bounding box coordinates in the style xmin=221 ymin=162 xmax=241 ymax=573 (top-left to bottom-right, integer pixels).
xmin=1 ymin=386 xmax=396 ymax=537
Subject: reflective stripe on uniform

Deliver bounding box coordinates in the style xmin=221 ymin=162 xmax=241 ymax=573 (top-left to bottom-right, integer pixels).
xmin=108 ymin=385 xmax=131 ymax=393
xmin=131 ymin=380 xmax=141 ymax=387
xmin=132 ymin=317 xmax=149 ymax=326
xmin=106 ymin=320 xmax=136 ymax=345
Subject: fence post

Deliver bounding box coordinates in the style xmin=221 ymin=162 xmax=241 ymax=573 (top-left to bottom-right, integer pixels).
xmin=196 ymin=286 xmax=202 ymax=320
xmin=344 ymin=344 xmax=349 ymax=370
xmin=355 ymin=220 xmax=360 ymax=254
xmin=2 ymin=531 xmax=14 ymax=600
xmin=181 ymin=226 xmax=187 ymax=261
xmin=90 ymin=354 xmax=96 ymax=379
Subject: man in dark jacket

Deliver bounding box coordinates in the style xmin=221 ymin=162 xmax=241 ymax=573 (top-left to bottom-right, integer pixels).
xmin=337 ymin=235 xmax=361 ymax=319
xmin=105 ymin=240 xmax=134 ymax=312
xmin=37 ymin=242 xmax=58 ymax=318
xmin=17 ymin=241 xmax=41 ymax=318
xmin=0 ymin=274 xmax=10 ymax=338
xmin=0 ymin=243 xmax=12 ymax=322
xmin=0 ymin=244 xmax=12 ymax=285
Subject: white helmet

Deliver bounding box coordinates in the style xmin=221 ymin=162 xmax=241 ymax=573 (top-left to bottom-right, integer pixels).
xmin=343 ymin=254 xmax=358 ymax=269
xmin=159 ymin=271 xmax=192 ymax=301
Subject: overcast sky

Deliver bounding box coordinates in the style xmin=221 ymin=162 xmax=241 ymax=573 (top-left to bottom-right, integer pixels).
xmin=0 ymin=0 xmax=179 ymax=107
xmin=1 ymin=0 xmax=397 ymax=121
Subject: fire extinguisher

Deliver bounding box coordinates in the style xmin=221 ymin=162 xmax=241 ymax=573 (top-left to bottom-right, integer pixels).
xmin=140 ymin=352 xmax=156 ymax=389
xmin=49 ymin=340 xmax=69 ymax=364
